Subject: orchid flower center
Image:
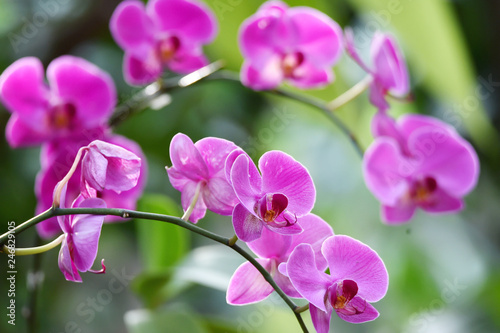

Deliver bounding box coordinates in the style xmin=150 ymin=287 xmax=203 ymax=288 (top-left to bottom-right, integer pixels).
xmin=48 ymin=103 xmax=76 ymax=130
xmin=411 ymin=176 xmax=438 ymax=203
xmin=256 ymin=193 xmax=289 ymax=226
xmin=281 ymin=52 xmax=304 ymax=78
xmin=330 ymin=279 xmax=358 ymax=310
xmin=159 ymin=36 xmax=181 ymax=63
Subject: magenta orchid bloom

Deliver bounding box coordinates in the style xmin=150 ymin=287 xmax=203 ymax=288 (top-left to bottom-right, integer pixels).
xmin=0 ymin=56 xmax=116 ymax=148
xmin=226 ymin=149 xmax=315 ymax=242
xmin=364 ymin=114 xmax=479 ymax=223
xmin=36 ymin=132 xmax=147 ymax=238
xmin=57 ymin=186 xmax=107 ymax=283
xmin=238 ymin=1 xmax=343 ymax=90
xmin=110 ymin=0 xmax=217 ymax=86
xmin=286 ymin=235 xmax=388 ymax=332
xmin=227 ymin=214 xmax=333 ymax=305
xmin=81 ymin=140 xmax=141 ymax=198
xmin=166 ymin=133 xmax=240 ymax=223
xmin=345 ymin=29 xmax=409 ymax=112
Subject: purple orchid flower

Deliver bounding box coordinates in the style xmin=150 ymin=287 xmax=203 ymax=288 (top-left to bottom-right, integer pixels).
xmin=226 ymin=149 xmax=315 ymax=242
xmin=110 ymin=0 xmax=218 ymax=86
xmin=166 ymin=133 xmax=240 ymax=223
xmin=0 ymin=56 xmax=116 ymax=148
xmin=81 ymin=140 xmax=141 ymax=198
xmin=364 ymin=113 xmax=479 ymax=223
xmin=238 ymin=1 xmax=343 ymax=90
xmin=227 ymin=213 xmax=333 ymax=305
xmin=286 ymin=235 xmax=388 ymax=332
xmin=345 ymin=29 xmax=409 ymax=112
xmin=57 ymin=186 xmax=107 ymax=283
xmin=36 ymin=131 xmax=147 ymax=238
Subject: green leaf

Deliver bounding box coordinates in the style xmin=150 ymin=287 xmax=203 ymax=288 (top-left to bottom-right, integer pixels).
xmin=135 ymin=194 xmax=189 ymax=272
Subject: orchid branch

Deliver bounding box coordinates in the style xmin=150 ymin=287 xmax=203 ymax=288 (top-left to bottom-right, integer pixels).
xmin=0 ymin=207 xmax=309 ymax=333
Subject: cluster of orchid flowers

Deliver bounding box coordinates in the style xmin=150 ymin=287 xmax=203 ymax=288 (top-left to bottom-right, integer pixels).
xmin=0 ymin=0 xmax=480 ymax=332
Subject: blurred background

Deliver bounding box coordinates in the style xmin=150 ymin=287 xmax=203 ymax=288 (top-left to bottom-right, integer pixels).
xmin=0 ymin=0 xmax=499 ymax=332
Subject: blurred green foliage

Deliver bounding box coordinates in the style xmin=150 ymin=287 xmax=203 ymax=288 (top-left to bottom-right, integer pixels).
xmin=0 ymin=0 xmax=499 ymax=333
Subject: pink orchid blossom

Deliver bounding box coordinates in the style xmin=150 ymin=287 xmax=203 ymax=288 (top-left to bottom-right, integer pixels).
xmin=226 ymin=149 xmax=316 ymax=242
xmin=364 ymin=113 xmax=479 ymax=223
xmin=227 ymin=214 xmax=333 ymax=305
xmin=238 ymin=1 xmax=343 ymax=90
xmin=166 ymin=133 xmax=240 ymax=223
xmin=110 ymin=0 xmax=218 ymax=86
xmin=36 ymin=132 xmax=147 ymax=238
xmin=0 ymin=56 xmax=116 ymax=148
xmin=345 ymin=29 xmax=409 ymax=112
xmin=286 ymin=235 xmax=388 ymax=332
xmin=57 ymin=186 xmax=107 ymax=283
xmin=81 ymin=140 xmax=141 ymax=198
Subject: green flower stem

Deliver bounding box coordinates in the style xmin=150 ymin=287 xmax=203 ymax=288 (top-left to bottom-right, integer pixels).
xmin=2 ymin=234 xmax=64 ymax=256
xmin=1 ymin=207 xmax=309 ymax=333
xmin=204 ymin=70 xmax=364 ymax=157
xmin=327 ymin=75 xmax=372 ymax=111
xmin=228 ymin=234 xmax=238 ymax=246
xmin=295 ymin=303 xmax=310 ymax=313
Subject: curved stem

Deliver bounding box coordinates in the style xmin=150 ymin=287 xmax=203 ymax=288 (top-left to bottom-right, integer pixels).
xmin=327 ymin=75 xmax=372 ymax=110
xmin=1 ymin=207 xmax=309 ymax=332
xmin=205 ymin=70 xmax=363 ymax=156
xmin=295 ymin=303 xmax=310 ymax=313
xmin=0 ymin=208 xmax=53 ymax=246
xmin=2 ymin=234 xmax=64 ymax=256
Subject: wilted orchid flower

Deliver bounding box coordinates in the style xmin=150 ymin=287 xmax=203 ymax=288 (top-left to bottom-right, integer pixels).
xmin=238 ymin=1 xmax=343 ymax=90
xmin=227 ymin=214 xmax=333 ymax=304
xmin=286 ymin=235 xmax=388 ymax=332
xmin=166 ymin=133 xmax=240 ymax=223
xmin=81 ymin=140 xmax=141 ymax=198
xmin=226 ymin=149 xmax=315 ymax=242
xmin=110 ymin=0 xmax=217 ymax=85
xmin=0 ymin=56 xmax=116 ymax=148
xmin=364 ymin=114 xmax=479 ymax=223
xmin=345 ymin=29 xmax=409 ymax=112
xmin=57 ymin=186 xmax=106 ymax=283
xmin=36 ymin=132 xmax=147 ymax=238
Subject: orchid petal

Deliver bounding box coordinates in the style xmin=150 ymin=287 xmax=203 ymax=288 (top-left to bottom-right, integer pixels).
xmin=230 ymin=154 xmax=261 ymax=215
xmin=310 ymin=304 xmax=332 ymax=333
xmin=419 ymin=188 xmax=464 ymax=214
xmin=363 ymin=137 xmax=409 ymax=206
xmin=58 ymin=236 xmax=82 ymax=283
xmin=381 ymin=202 xmax=417 ymax=224
xmin=226 ymin=259 xmax=274 ymax=305
xmin=47 ymin=56 xmax=116 ymax=128
xmin=335 ymin=296 xmax=379 ymax=323
xmin=407 ymin=127 xmax=479 ymax=197
xmin=288 ymin=213 xmax=334 ymax=271
xmin=202 ymin=176 xmax=238 ymax=216
xmin=287 ymin=244 xmax=332 ymax=311
xmin=169 ymin=133 xmax=209 ymax=181
xmin=259 ymin=151 xmax=315 ymax=216
xmin=109 ymin=0 xmax=155 ymax=60
xmin=5 ymin=114 xmax=48 ymax=148
xmin=123 ymin=53 xmax=162 ymax=86
xmin=71 ymin=198 xmax=106 ymax=272
xmin=180 ymin=180 xmax=207 ymax=223
xmin=240 ymin=59 xmax=283 ymax=91
xmin=232 ymin=203 xmax=263 ymax=242
xmin=147 ymin=0 xmax=217 ymax=44
xmin=287 ymin=62 xmax=333 ymax=89
xmin=289 ymin=7 xmax=343 ymax=66
xmin=0 ymin=57 xmax=49 ymax=127
xmin=194 ymin=137 xmax=239 ymax=176
xmin=248 ymin=225 xmax=292 ymax=260
xmin=322 ymin=235 xmax=388 ymax=302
